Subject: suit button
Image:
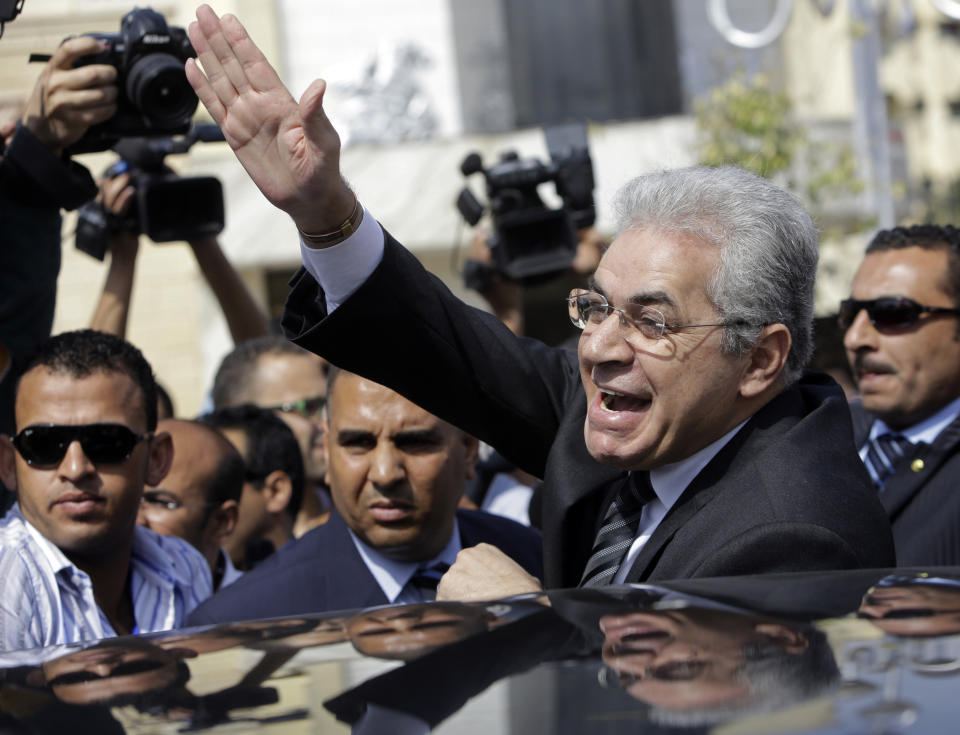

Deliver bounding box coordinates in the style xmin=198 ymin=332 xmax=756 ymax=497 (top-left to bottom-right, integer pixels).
xmin=910 ymin=459 xmax=925 ymax=472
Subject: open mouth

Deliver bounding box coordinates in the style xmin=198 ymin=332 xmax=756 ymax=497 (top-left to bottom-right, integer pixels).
xmin=600 ymin=390 xmax=651 ymax=413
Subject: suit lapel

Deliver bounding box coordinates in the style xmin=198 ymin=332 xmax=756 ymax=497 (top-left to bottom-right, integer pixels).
xmin=324 ymin=511 xmax=392 ymax=610
xmin=544 ymin=398 xmax=625 ymax=588
xmin=880 ymin=415 xmax=960 ymax=518
xmin=622 ymin=403 xmax=773 ymax=584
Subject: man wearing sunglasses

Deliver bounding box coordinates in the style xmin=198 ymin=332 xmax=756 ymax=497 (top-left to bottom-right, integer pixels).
xmin=184 ymin=7 xmax=892 ymax=599
xmin=211 ymin=335 xmax=330 ymax=536
xmin=842 ymin=225 xmax=960 ymax=567
xmin=0 ymin=330 xmax=212 ymax=650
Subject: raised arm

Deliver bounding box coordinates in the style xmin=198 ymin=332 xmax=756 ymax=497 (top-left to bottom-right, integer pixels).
xmin=89 ymin=173 xmax=139 ymax=337
xmin=187 ymin=235 xmax=270 ymax=343
xmin=185 ymin=5 xmax=355 ymax=240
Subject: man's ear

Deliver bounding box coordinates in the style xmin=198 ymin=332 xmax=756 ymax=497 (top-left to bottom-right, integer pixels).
xmin=207 ymin=499 xmax=239 ymax=546
xmin=462 ymin=433 xmax=480 ymax=482
xmin=0 ymin=435 xmax=18 ymax=492
xmin=754 ymin=622 xmax=809 ymax=654
xmin=145 ymin=430 xmax=174 ymax=487
xmin=322 ymin=416 xmax=331 ymax=487
xmin=740 ymin=324 xmax=792 ymax=399
xmin=262 ymin=470 xmax=293 ymax=515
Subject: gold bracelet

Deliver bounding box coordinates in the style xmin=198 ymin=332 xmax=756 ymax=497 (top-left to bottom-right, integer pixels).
xmin=298 ymin=197 xmax=364 ymax=246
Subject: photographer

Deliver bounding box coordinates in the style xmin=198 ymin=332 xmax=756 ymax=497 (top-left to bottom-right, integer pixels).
xmin=461 ymin=224 xmax=606 ymax=526
xmin=88 ymin=166 xmax=270 ymax=347
xmin=0 ymin=36 xmax=118 ymax=510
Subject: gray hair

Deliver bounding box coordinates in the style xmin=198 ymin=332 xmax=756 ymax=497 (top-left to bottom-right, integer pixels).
xmin=648 ymin=627 xmax=839 ymax=727
xmin=612 ymin=166 xmax=819 ymax=384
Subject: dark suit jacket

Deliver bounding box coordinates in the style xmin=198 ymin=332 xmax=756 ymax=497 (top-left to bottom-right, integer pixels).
xmin=282 ymin=233 xmax=894 ymax=588
xmin=186 ymin=509 xmax=543 ymax=625
xmin=850 ymin=401 xmax=960 ymax=566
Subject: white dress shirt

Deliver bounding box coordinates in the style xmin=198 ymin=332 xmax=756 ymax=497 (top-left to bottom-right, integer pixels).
xmin=859 ymin=394 xmax=960 ymax=461
xmin=348 ymin=523 xmax=463 ymax=604
xmin=0 ymin=505 xmax=212 ymax=651
xmin=612 ymin=421 xmax=747 ymax=583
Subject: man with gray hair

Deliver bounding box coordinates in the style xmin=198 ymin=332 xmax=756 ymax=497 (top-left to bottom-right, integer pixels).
xmin=184 ymin=5 xmax=893 ymax=598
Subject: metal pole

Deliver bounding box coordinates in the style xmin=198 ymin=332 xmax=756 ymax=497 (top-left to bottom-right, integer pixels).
xmin=850 ymin=0 xmax=896 ymax=229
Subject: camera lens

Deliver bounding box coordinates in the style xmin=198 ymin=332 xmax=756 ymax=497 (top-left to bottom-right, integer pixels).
xmin=125 ymin=52 xmax=198 ymax=128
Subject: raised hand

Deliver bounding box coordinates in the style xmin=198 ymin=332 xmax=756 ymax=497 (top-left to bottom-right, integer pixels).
xmin=185 ymin=4 xmax=355 ymax=237
xmin=21 ymin=36 xmax=118 ymax=155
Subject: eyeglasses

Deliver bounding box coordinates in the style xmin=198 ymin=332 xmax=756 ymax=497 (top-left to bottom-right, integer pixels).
xmin=262 ymin=394 xmax=326 ymax=419
xmin=838 ymin=297 xmax=960 ymax=332
xmin=12 ymin=423 xmax=151 ymax=467
xmin=567 ymin=289 xmax=735 ymax=341
xmin=141 ymin=489 xmax=220 ymax=513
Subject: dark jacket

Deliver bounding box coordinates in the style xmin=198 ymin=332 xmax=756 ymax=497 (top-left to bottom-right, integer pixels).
xmin=851 ymin=401 xmax=960 ymax=566
xmin=282 ymin=232 xmax=895 ymax=587
xmin=186 ymin=509 xmax=543 ymax=625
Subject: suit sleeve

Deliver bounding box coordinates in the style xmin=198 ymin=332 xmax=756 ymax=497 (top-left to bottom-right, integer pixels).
xmin=283 ymin=231 xmax=581 ymax=479
xmin=689 ymin=522 xmax=867 ymax=578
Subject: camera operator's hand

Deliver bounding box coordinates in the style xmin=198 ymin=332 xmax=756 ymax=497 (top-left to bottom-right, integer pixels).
xmin=185 ymin=5 xmax=355 ymax=241
xmin=21 ymin=36 xmax=118 ymax=155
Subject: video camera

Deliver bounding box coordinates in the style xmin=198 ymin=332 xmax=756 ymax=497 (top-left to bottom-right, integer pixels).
xmin=0 ymin=0 xmax=24 ymax=38
xmin=75 ymin=124 xmax=226 ymax=260
xmin=66 ymin=6 xmax=198 ymax=154
xmin=456 ymin=123 xmax=595 ymax=287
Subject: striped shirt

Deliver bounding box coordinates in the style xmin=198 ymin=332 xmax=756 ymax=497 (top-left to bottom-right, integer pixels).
xmin=0 ymin=505 xmax=212 ymax=651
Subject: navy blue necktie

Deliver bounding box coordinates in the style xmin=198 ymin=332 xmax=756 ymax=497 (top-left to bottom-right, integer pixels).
xmin=408 ymin=562 xmax=450 ymax=601
xmin=863 ymin=433 xmax=914 ymax=489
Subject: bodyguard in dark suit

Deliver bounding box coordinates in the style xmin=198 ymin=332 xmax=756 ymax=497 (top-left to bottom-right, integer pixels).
xmin=187 ymin=370 xmax=542 ymax=624
xmin=184 ymin=8 xmax=893 ymax=597
xmin=841 ymin=225 xmax=960 ymax=566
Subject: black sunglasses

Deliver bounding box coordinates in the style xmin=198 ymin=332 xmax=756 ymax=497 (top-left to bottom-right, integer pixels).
xmin=12 ymin=423 xmax=151 ymax=467
xmin=838 ymin=297 xmax=960 ymax=332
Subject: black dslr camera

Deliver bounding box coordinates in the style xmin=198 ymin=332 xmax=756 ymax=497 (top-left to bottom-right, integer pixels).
xmin=75 ymin=125 xmax=225 ymax=259
xmin=456 ymin=123 xmax=596 ymax=286
xmin=67 ymin=7 xmax=197 ymax=154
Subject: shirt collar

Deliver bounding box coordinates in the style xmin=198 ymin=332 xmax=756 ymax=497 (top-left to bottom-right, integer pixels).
xmin=647 ymin=419 xmax=749 ymax=511
xmin=347 ymin=523 xmax=463 ymax=604
xmin=869 ymin=394 xmax=960 ymax=446
xmin=12 ymin=504 xmax=79 ymax=583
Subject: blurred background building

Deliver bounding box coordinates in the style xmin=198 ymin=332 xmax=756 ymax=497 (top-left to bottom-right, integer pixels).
xmin=2 ymin=0 xmax=959 ymax=414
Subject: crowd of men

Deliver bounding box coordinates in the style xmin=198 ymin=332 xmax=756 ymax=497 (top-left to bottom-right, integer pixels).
xmin=0 ymin=3 xmax=959 ymax=653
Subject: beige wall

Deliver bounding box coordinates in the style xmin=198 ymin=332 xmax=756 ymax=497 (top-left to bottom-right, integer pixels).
xmin=1 ymin=2 xmax=280 ymax=418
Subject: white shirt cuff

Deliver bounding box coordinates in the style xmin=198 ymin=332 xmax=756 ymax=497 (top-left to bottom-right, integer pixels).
xmin=299 ymin=206 xmax=384 ymax=312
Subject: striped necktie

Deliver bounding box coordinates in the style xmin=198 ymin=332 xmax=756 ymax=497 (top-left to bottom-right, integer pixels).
xmin=580 ymin=473 xmax=655 ymax=588
xmin=863 ymin=433 xmax=914 ymax=488
xmin=408 ymin=562 xmax=450 ymax=601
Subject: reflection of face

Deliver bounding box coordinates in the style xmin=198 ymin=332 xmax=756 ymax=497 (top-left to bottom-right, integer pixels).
xmin=42 ymin=640 xmax=181 ymax=705
xmin=599 ymin=608 xmax=796 ymax=710
xmin=844 ymin=247 xmax=960 ymax=430
xmin=346 ymin=603 xmax=490 ymax=659
xmin=266 ymin=618 xmax=348 ymax=649
xmin=579 ymin=230 xmax=751 ymax=470
xmin=138 ymin=419 xmax=229 ymax=562
xmin=859 ymin=584 xmax=960 ymax=636
xmin=3 ymin=369 xmax=162 ymax=560
xmin=326 ymin=375 xmax=478 ymax=561
xmin=248 ymin=353 xmax=328 ymax=482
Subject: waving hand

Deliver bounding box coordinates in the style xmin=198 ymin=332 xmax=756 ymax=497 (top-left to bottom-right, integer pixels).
xmin=185 ymin=4 xmax=355 ymax=237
